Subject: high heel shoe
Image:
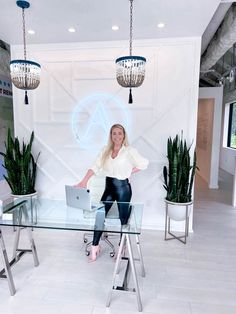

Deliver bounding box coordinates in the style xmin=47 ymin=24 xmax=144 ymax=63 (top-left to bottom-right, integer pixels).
xmin=88 ymin=245 xmax=101 ymax=262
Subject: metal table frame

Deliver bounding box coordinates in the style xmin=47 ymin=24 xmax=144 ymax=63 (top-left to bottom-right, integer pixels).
xmin=0 ymin=200 xmax=145 ymax=311
xmin=0 ymin=202 xmax=39 ymax=295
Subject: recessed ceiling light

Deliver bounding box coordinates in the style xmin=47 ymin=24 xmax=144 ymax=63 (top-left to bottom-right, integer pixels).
xmin=157 ymin=23 xmax=165 ymax=28
xmin=112 ymin=25 xmax=119 ymax=31
xmin=68 ymin=27 xmax=76 ymax=33
xmin=28 ymin=29 xmax=35 ymax=35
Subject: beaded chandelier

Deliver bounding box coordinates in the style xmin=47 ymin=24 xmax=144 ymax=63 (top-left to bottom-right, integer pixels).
xmin=10 ymin=1 xmax=41 ymax=105
xmin=115 ymin=0 xmax=146 ymax=104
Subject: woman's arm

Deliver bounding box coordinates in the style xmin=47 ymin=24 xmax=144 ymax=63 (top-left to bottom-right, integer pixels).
xmin=75 ymin=147 xmax=105 ymax=188
xmin=75 ymin=169 xmax=94 ymax=188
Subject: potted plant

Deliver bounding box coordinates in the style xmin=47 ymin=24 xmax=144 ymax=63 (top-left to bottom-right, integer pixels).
xmin=163 ymin=133 xmax=197 ymax=221
xmin=0 ymin=129 xmax=40 ymax=196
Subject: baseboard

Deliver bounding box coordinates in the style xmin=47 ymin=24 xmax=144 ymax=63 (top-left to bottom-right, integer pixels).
xmin=142 ymin=222 xmax=193 ymax=233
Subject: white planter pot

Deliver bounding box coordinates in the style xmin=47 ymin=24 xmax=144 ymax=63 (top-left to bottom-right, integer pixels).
xmin=11 ymin=192 xmax=38 ymax=199
xmin=165 ymin=199 xmax=193 ymax=221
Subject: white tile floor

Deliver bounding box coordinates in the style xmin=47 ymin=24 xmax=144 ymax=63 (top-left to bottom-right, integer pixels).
xmin=1 ymin=170 xmax=236 ymax=314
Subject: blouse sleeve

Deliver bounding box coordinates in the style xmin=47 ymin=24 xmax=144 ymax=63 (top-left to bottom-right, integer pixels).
xmin=90 ymin=147 xmax=106 ymax=174
xmin=128 ymin=146 xmax=149 ymax=170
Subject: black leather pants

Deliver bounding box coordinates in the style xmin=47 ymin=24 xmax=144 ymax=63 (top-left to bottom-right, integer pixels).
xmin=92 ymin=177 xmax=132 ymax=246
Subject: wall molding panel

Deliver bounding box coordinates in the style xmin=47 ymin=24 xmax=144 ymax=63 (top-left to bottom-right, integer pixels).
xmin=11 ymin=37 xmax=201 ymax=230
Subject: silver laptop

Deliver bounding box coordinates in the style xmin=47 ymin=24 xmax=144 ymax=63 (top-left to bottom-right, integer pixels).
xmin=65 ymin=185 xmax=100 ymax=211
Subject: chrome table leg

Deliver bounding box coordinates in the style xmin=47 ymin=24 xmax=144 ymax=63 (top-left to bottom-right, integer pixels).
xmin=106 ymin=233 xmax=125 ymax=307
xmin=135 ymin=234 xmax=145 ymax=277
xmin=0 ymin=228 xmax=16 ymax=295
xmin=126 ymin=234 xmax=142 ymax=312
xmin=106 ymin=233 xmax=143 ymax=312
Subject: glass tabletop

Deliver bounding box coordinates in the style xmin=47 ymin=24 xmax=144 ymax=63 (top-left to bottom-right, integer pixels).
xmin=0 ymin=198 xmax=143 ymax=235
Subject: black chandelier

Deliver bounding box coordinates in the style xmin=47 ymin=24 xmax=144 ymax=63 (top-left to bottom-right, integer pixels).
xmin=10 ymin=1 xmax=41 ymax=105
xmin=115 ymin=0 xmax=146 ymax=104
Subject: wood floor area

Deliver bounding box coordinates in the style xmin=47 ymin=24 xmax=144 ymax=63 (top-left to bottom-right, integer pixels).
xmin=0 ymin=169 xmax=236 ymax=314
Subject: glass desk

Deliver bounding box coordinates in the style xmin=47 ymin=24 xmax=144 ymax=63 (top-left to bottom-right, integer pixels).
xmin=0 ymin=199 xmax=145 ymax=312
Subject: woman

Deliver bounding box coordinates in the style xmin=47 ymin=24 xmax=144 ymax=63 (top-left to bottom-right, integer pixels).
xmin=76 ymin=124 xmax=149 ymax=262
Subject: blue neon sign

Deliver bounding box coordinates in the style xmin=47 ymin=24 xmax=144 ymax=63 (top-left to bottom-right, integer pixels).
xmin=72 ymin=93 xmax=130 ymax=149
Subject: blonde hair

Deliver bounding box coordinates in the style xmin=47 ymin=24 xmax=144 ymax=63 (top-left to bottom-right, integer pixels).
xmin=101 ymin=124 xmax=129 ymax=167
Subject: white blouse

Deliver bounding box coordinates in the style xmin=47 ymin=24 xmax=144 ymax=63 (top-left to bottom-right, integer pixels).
xmin=90 ymin=145 xmax=149 ymax=180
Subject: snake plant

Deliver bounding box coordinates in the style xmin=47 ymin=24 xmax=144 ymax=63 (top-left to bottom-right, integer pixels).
xmin=163 ymin=134 xmax=197 ymax=203
xmin=0 ymin=129 xmax=40 ymax=195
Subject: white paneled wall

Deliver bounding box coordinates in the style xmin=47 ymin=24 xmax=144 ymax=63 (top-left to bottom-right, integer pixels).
xmin=11 ymin=38 xmax=201 ymax=230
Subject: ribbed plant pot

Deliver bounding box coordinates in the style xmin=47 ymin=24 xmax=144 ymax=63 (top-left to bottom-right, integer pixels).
xmin=165 ymin=199 xmax=193 ymax=221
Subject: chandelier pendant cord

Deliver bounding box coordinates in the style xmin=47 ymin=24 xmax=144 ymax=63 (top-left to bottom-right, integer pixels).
xmin=22 ymin=7 xmax=28 ymax=103
xmin=129 ymin=0 xmax=133 ymax=103
xmin=22 ymin=8 xmax=27 ymax=61
xmin=129 ymin=0 xmax=133 ymax=57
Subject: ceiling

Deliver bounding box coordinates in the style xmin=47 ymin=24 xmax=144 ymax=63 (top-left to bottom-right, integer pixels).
xmin=200 ymin=2 xmax=236 ymax=88
xmin=200 ymin=43 xmax=236 ymax=88
xmin=0 ymin=0 xmax=225 ymax=45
